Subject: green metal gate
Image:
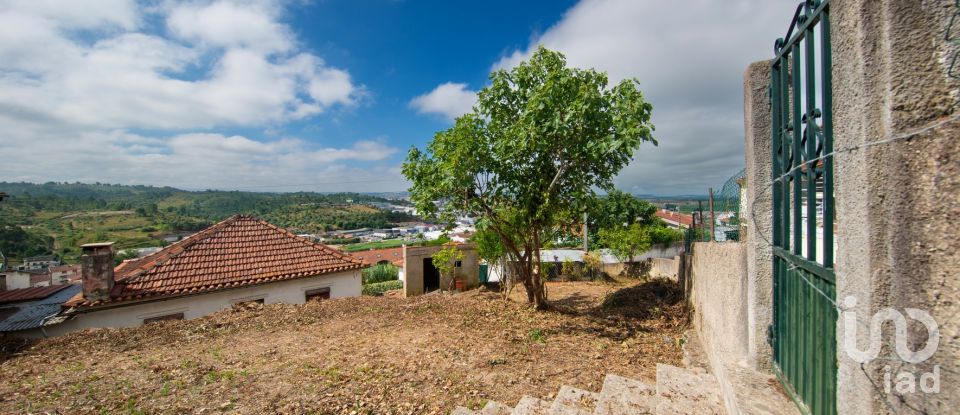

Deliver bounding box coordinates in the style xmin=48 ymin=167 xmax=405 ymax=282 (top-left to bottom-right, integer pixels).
xmin=770 ymin=1 xmax=836 ymax=414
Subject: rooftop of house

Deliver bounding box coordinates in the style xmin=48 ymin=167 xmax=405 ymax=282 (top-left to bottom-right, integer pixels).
xmin=23 ymin=255 xmax=59 ymax=262
xmin=0 ymin=284 xmax=81 ymax=333
xmin=64 ymin=215 xmax=363 ymax=309
xmin=348 ymin=247 xmax=405 ymax=267
xmin=655 ymin=209 xmax=694 ymax=227
xmin=0 ymin=284 xmax=73 ymax=305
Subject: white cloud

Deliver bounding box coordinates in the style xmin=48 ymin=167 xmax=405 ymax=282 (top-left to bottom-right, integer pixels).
xmin=410 ymin=82 xmax=478 ymax=121
xmin=0 ymin=0 xmax=390 ymax=192
xmin=0 ymin=123 xmax=403 ymax=192
xmin=167 ymin=1 xmax=292 ymax=54
xmin=0 ymin=0 xmax=361 ymax=131
xmin=1 ymin=0 xmax=138 ymax=30
xmin=491 ymin=0 xmax=789 ymax=195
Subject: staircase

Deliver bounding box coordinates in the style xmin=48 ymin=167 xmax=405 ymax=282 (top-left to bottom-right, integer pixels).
xmin=450 ymin=363 xmax=723 ymax=415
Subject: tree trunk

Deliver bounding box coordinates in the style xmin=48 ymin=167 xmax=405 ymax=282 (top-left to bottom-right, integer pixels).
xmin=530 ymin=230 xmax=547 ymax=309
xmin=531 ymin=260 xmax=547 ymax=309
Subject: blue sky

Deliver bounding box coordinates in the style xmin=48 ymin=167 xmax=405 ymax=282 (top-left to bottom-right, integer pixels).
xmin=0 ymin=0 xmax=792 ymax=195
xmin=277 ymin=0 xmax=578 ymax=169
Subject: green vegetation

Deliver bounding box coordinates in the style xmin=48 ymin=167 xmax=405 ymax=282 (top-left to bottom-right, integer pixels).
xmin=0 ymin=182 xmax=416 ymax=263
xmin=579 ymin=190 xmax=683 ymax=264
xmin=598 ymin=223 xmax=652 ymax=262
xmin=342 ymin=239 xmax=406 ymax=252
xmin=361 ymin=264 xmax=400 ymax=285
xmin=0 ymin=216 xmax=54 ymax=260
xmin=361 ymin=280 xmax=403 ymax=296
xmin=431 ymin=245 xmax=464 ymax=291
xmin=404 ymin=47 xmax=655 ymax=309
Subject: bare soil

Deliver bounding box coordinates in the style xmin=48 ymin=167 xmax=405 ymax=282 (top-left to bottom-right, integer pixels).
xmin=0 ymin=278 xmax=688 ymax=414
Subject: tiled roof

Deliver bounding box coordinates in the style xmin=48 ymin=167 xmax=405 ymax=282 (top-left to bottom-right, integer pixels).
xmin=64 ymin=215 xmax=362 ymax=309
xmin=655 ymin=209 xmax=694 ymax=227
xmin=348 ymin=247 xmax=404 ymax=267
xmin=0 ymin=284 xmax=72 ymax=305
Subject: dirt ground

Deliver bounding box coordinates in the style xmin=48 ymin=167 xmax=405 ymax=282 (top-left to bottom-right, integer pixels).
xmin=0 ymin=278 xmax=689 ymax=414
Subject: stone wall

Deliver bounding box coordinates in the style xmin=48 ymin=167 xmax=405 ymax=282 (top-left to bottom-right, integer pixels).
xmin=688 ymin=242 xmax=749 ymax=359
xmin=829 ymin=1 xmax=959 ymax=413
xmin=649 ymin=256 xmax=679 ymax=281
xmin=742 ymin=60 xmax=774 ymax=371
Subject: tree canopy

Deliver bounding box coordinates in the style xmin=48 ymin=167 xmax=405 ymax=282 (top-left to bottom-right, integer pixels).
xmin=403 ymin=47 xmax=655 ymax=308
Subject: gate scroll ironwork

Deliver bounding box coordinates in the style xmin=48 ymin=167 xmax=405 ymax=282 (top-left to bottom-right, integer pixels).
xmin=770 ymin=1 xmax=836 ymax=414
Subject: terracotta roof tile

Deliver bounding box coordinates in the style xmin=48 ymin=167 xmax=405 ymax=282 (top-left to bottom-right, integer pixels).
xmin=64 ymin=215 xmax=362 ymax=309
xmin=347 ymin=247 xmax=404 ymax=267
xmin=655 ymin=209 xmax=694 ymax=227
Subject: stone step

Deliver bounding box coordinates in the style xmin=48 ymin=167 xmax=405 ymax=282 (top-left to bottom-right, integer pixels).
xmin=655 ymin=363 xmax=723 ymax=415
xmin=548 ymin=385 xmax=599 ymax=415
xmin=512 ymin=395 xmax=551 ymax=415
xmin=480 ymin=400 xmax=513 ymax=415
xmin=594 ymin=374 xmax=657 ymax=415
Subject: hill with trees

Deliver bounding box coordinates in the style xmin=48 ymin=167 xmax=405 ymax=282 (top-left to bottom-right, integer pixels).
xmin=0 ymin=182 xmax=415 ymax=263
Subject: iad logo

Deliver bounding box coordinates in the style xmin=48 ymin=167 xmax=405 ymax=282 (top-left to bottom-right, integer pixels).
xmin=841 ymin=296 xmax=940 ymax=394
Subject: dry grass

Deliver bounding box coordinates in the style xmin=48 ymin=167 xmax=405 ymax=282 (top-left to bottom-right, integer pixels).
xmin=0 ymin=278 xmax=688 ymax=414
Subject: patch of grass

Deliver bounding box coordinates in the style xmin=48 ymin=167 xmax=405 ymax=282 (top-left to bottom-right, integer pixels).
xmin=362 ymin=280 xmax=403 ymax=296
xmin=203 ymin=369 xmax=237 ymax=385
xmin=317 ymin=366 xmax=342 ymax=384
xmin=527 ymin=328 xmax=545 ymax=343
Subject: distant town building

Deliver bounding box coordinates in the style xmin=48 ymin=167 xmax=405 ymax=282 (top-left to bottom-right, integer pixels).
xmin=19 ymin=255 xmax=61 ymax=271
xmin=49 ymin=264 xmax=81 ymax=285
xmin=655 ymin=209 xmax=693 ymax=229
xmin=0 ymin=269 xmax=50 ymax=290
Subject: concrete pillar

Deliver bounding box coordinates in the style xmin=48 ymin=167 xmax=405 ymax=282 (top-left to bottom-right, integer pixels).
xmin=830 ymin=0 xmax=960 ymax=413
xmin=742 ymin=60 xmax=774 ymax=372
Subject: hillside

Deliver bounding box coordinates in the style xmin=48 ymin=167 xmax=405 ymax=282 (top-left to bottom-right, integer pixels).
xmin=0 ymin=279 xmax=688 ymax=414
xmin=0 ymin=182 xmax=415 ymax=263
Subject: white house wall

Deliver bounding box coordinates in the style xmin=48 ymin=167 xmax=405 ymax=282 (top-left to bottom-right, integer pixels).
xmin=44 ymin=270 xmax=361 ymax=337
xmin=2 ymin=273 xmax=31 ymax=290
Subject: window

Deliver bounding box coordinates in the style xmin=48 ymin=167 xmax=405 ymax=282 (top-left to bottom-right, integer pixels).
xmin=143 ymin=312 xmax=184 ymax=324
xmin=305 ymin=287 xmax=331 ymax=301
xmin=455 ymin=260 xmax=462 ymax=268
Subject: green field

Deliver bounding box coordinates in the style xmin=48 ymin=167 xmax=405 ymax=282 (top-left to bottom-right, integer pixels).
xmin=341 ymin=239 xmax=408 ymax=252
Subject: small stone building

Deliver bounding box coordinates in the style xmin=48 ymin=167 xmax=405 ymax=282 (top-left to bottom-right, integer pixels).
xmin=401 ymin=244 xmax=479 ymax=296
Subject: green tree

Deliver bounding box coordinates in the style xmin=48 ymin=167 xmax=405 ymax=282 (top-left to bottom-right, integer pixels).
xmin=589 ymin=190 xmax=658 ymax=234
xmin=598 ymin=222 xmax=652 ymax=263
xmin=403 ymin=47 xmax=655 ymax=308
xmin=431 ymin=245 xmax=464 ymax=291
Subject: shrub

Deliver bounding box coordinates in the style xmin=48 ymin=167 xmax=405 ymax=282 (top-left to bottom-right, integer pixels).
xmin=362 ymin=264 xmax=399 ymax=284
xmin=362 ymin=280 xmax=403 ymax=296
xmin=561 ymin=258 xmax=582 ymax=281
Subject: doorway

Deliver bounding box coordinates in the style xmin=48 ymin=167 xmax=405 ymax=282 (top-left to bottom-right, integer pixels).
xmin=422 ymin=258 xmax=440 ymax=292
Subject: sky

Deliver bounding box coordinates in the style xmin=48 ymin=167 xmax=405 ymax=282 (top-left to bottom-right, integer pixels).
xmin=0 ymin=0 xmax=795 ymax=196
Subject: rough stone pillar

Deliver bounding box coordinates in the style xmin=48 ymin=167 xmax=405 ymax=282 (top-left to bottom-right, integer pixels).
xmin=830 ymin=0 xmax=960 ymax=413
xmin=742 ymin=60 xmax=774 ymax=371
xmin=80 ymin=242 xmax=114 ymax=302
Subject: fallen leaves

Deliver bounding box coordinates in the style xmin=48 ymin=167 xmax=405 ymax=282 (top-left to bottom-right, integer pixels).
xmin=0 ymin=278 xmax=687 ymax=414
